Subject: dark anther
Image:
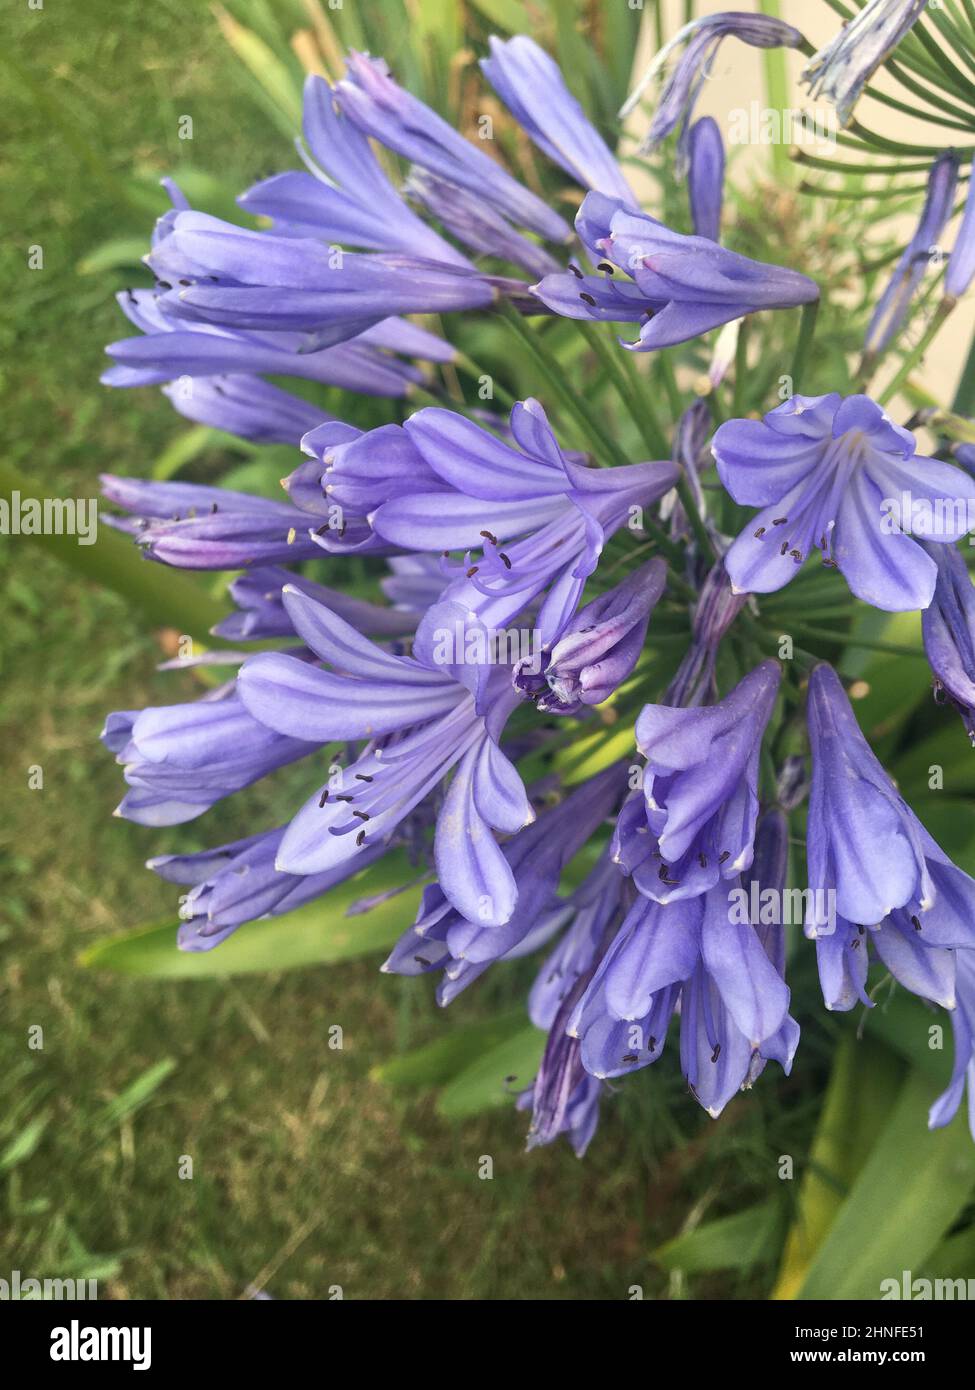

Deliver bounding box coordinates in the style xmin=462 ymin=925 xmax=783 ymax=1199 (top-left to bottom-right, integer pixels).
xmin=579 ymin=292 xmax=597 ymax=306
xmin=498 ymin=552 xmax=512 ymax=569
xmin=719 ymin=850 xmax=731 ymax=864
xmin=698 ymin=853 xmax=707 ymax=868
xmin=754 ymin=526 xmax=766 ymax=538
xmin=622 ymin=1053 xmax=638 ymax=1063
xmin=319 ymin=790 xmax=329 ymax=807
xmin=711 ymin=1044 xmax=721 ymax=1064
xmin=332 ymin=794 xmax=354 ymax=803
xmin=356 ymin=829 xmax=367 ymax=846
xmin=780 ymin=542 xmax=789 ymax=556
xmin=479 ymin=529 xmax=498 ymax=545
xmin=466 ymin=565 xmax=479 ymax=577
xmin=850 ymin=938 xmax=860 ymax=949
xmin=179 ymin=278 xmax=191 ymax=286
xmin=911 ymin=914 xmax=922 ymax=932
xmin=414 ymin=955 xmax=430 ymax=967
xmin=315 ymin=523 xmax=329 ymax=535
xmin=648 ymin=1036 xmax=657 ymax=1051
xmin=156 ymin=279 xmax=173 ymax=289
xmin=354 ymin=773 xmax=374 ymax=783
xmin=568 ymin=264 xmax=583 ymax=279
xmin=790 ymin=549 xmax=803 ymax=563
xmin=442 ymin=549 xmax=451 ymax=557
xmin=211 ymin=502 xmax=218 ymax=514
xmin=772 ymin=517 xmax=788 ymax=526
xmin=352 ymin=810 xmax=370 ymax=822
xmin=597 ymin=261 xmax=615 ymax=274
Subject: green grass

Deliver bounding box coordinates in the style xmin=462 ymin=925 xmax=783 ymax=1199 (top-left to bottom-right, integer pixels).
xmin=0 ymin=0 xmax=836 ymax=1299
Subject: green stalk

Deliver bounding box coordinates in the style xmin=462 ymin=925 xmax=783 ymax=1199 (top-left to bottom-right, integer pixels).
xmin=789 ymin=299 xmax=820 ymax=395
xmin=759 ymin=0 xmax=790 ymax=182
xmin=787 ymin=623 xmax=926 ymax=658
xmin=877 ymin=298 xmax=956 ymax=406
xmin=0 ymin=459 xmax=230 ymax=641
xmin=575 ymin=321 xmax=669 ymax=457
xmin=498 ymin=305 xmax=629 ymax=467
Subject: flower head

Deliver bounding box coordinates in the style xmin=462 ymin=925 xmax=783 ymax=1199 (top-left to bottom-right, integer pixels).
xmin=802 ymin=0 xmax=930 ymax=127
xmin=715 ymin=393 xmax=975 ymax=610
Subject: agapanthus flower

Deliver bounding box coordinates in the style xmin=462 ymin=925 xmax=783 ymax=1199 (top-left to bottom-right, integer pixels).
xmin=533 ymin=192 xmax=818 ymax=351
xmin=569 ymin=810 xmax=798 ymax=1117
xmin=921 ymin=542 xmax=975 ymax=742
xmin=481 ymin=35 xmax=637 ymax=208
xmin=102 ymin=683 xmax=319 ymax=827
xmin=862 ymin=151 xmax=959 ymax=361
xmin=687 ymin=117 xmax=725 ymax=242
xmin=620 ymin=12 xmax=802 ymax=170
xmin=947 ymin=174 xmax=975 ymax=300
xmin=802 ymin=0 xmax=930 ymax=127
xmin=382 ymin=762 xmax=630 ymax=1004
xmin=513 ymin=557 xmax=666 ymax=713
xmin=333 ymin=51 xmax=570 ymax=244
xmin=211 ymin=566 xmax=418 ymax=643
xmin=613 ymin=660 xmax=781 ymax=903
xmin=100 ymin=475 xmax=324 ymax=569
xmin=664 ymin=559 xmax=747 ymax=708
xmin=805 ymin=662 xmax=975 ymax=941
xmin=236 ymin=592 xmax=535 ymax=926
xmin=714 ymin=392 xmax=975 ymax=610
xmin=150 ymin=826 xmax=388 ymax=952
xmin=930 ymin=950 xmax=975 ymax=1139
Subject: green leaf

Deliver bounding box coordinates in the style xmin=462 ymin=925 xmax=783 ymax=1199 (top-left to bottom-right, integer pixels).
xmin=0 ymin=1116 xmax=49 ymax=1173
xmin=215 ymin=5 xmax=303 ymax=129
xmin=81 ymin=854 xmax=423 ymax=979
xmin=654 ymin=1200 xmax=785 ymax=1274
xmin=467 ymin=0 xmax=531 ymax=33
xmin=373 ymin=1007 xmax=527 ymax=1090
xmin=436 ymin=1025 xmax=544 ymax=1119
xmin=77 ymin=238 xmax=150 ymax=276
xmin=0 ymin=458 xmax=230 ymax=643
xmin=772 ymin=1033 xmax=904 ymax=1299
xmin=96 ymin=1059 xmax=177 ymax=1130
xmin=794 ymin=1069 xmax=975 ymax=1300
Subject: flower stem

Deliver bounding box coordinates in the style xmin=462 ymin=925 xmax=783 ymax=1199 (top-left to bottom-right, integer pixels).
xmin=575 ymin=321 xmax=669 ymax=456
xmin=877 ymin=297 xmax=956 ymax=407
xmin=786 ymin=623 xmax=926 ymax=658
xmin=789 ymin=299 xmax=820 ymax=395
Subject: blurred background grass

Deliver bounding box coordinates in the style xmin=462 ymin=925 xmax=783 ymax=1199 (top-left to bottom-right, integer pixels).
xmin=0 ymin=0 xmax=809 ymax=1300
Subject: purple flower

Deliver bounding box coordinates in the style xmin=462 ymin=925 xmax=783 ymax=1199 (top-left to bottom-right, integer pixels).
xmin=805 ymin=663 xmax=975 ymax=938
xmin=513 ymin=557 xmax=667 ymax=713
xmin=102 ymin=682 xmax=318 ymax=826
xmin=687 ymin=117 xmax=724 ymax=242
xmin=664 ymin=559 xmax=747 ymax=708
xmin=239 ymin=74 xmax=468 ymax=265
xmin=802 ymin=0 xmax=930 ymax=127
xmin=147 ymin=211 xmax=498 ymax=342
xmin=533 ymin=193 xmax=818 ymax=351
xmin=236 ymin=592 xmax=532 ymax=926
xmin=333 ymin=51 xmax=570 ymax=243
xmin=100 ymin=475 xmax=322 ymax=570
xmin=714 ymin=393 xmax=975 ymax=611
xmin=948 ymin=173 xmax=975 ymax=300
xmin=369 ymin=398 xmax=678 ymax=636
xmin=921 ymin=542 xmax=975 ymax=742
xmin=212 ymin=566 xmax=418 ymax=643
xmin=382 ymin=764 xmax=629 ymax=1005
xmin=863 ymin=152 xmax=958 ymax=360
xmin=620 ymin=13 xmax=803 ymax=170
xmin=569 ymin=812 xmax=798 ymax=1117
xmin=405 ymin=169 xmax=561 ymax=280
xmin=930 ymin=950 xmax=975 ymax=1139
xmin=613 ymin=660 xmax=781 ymax=903
xmin=481 ymin=35 xmax=637 ymax=208
xmin=161 ymin=373 xmax=329 ymax=444
xmin=150 ymin=826 xmax=387 ymax=952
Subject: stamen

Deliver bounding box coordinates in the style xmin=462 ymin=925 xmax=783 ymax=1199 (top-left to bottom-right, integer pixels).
xmin=319 ymin=790 xmax=329 ymax=807
xmin=911 ymin=914 xmax=922 ymax=932
xmin=579 ymin=292 xmax=597 ymax=306
xmin=356 ymin=829 xmax=367 ymax=846
xmin=498 ymin=552 xmax=512 ymax=569
xmin=718 ymin=850 xmax=730 ymax=864
xmin=711 ymin=1044 xmax=721 ymax=1064
xmin=479 ymin=529 xmax=498 ymax=546
xmin=568 ymin=264 xmax=583 ymax=279
xmin=753 ymin=526 xmax=766 ymax=538
xmin=466 ymin=565 xmax=479 ymax=578
xmin=352 ymin=810 xmax=370 ymax=822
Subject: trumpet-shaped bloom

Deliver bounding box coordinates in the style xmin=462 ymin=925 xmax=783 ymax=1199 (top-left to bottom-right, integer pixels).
xmin=806 ymin=663 xmax=975 ymax=939
xmin=534 ymin=193 xmax=818 ymax=351
xmin=921 ymin=542 xmax=975 ymax=743
xmin=714 ymin=393 xmax=975 ymax=610
xmin=613 ymin=661 xmax=780 ymax=903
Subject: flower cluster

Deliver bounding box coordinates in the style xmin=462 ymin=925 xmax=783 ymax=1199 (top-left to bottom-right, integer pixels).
xmin=100 ymin=24 xmax=975 ymax=1155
